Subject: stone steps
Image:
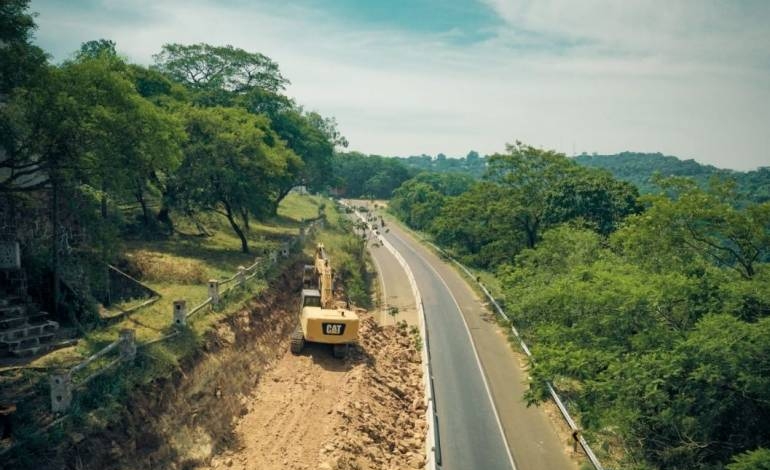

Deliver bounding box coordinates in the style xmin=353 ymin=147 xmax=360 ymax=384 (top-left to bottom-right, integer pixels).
xmin=0 ymin=296 xmax=61 ymax=358
xmin=1 ymin=262 xmax=65 ymax=358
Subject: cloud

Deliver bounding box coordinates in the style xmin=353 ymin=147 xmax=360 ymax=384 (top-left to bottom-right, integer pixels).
xmin=31 ymin=0 xmax=770 ymax=170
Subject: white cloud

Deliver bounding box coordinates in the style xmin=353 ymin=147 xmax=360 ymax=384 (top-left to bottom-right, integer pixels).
xmin=31 ymin=0 xmax=770 ymax=170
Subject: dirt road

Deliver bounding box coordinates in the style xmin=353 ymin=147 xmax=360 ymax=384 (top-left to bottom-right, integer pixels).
xmin=203 ymin=315 xmax=426 ymax=470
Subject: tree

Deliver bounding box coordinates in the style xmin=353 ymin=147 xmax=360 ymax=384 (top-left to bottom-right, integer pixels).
xmin=0 ymin=0 xmax=47 ymax=95
xmin=431 ymin=182 xmax=527 ymax=267
xmin=485 ymin=142 xmax=578 ymax=248
xmin=174 ymin=106 xmax=298 ymax=252
xmin=332 ymin=152 xmax=412 ymax=198
xmin=545 ymin=168 xmax=641 ymax=235
xmin=729 ymin=448 xmax=770 ymax=470
xmin=75 ymin=39 xmax=117 ymax=60
xmin=614 ymin=178 xmax=770 ymax=279
xmin=389 ymin=172 xmax=474 ymax=230
xmin=152 ymin=43 xmax=288 ymax=95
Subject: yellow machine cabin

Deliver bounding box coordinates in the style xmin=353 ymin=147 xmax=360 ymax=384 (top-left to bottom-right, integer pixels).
xmin=291 ymin=244 xmax=359 ymax=358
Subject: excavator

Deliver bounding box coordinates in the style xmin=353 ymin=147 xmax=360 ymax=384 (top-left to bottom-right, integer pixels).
xmin=290 ymin=243 xmax=359 ymax=358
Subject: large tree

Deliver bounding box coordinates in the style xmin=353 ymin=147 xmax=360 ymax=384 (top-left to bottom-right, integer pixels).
xmin=152 ymin=43 xmax=288 ymax=96
xmin=174 ymin=106 xmax=299 ymax=252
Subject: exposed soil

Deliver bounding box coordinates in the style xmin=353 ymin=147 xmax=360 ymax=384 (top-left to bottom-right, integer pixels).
xmin=2 ymin=257 xmax=426 ymax=470
xmin=203 ymin=315 xmax=426 ymax=470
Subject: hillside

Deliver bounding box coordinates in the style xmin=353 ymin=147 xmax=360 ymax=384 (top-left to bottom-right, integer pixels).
xmin=574 ymin=152 xmax=770 ymax=201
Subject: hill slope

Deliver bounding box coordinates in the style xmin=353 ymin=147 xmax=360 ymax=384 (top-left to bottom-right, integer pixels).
xmin=574 ymin=152 xmax=770 ymax=201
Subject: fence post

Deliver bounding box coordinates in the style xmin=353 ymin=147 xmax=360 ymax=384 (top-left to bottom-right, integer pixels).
xmin=50 ymin=371 xmax=72 ymax=413
xmin=270 ymin=251 xmax=278 ymax=264
xmin=208 ymin=279 xmax=220 ymax=309
xmin=281 ymin=244 xmax=289 ymax=258
xmin=237 ymin=266 xmax=246 ymax=287
xmin=119 ymin=329 xmax=136 ymax=361
xmin=173 ymin=299 xmax=187 ymax=327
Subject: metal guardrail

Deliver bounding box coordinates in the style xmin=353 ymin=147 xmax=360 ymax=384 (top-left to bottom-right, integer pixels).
xmin=424 ymin=241 xmax=606 ymax=470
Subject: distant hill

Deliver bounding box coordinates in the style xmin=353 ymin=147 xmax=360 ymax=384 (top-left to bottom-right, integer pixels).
xmin=573 ymin=152 xmax=770 ymax=202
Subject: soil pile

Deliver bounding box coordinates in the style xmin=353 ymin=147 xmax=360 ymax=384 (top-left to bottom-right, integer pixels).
xmin=204 ymin=315 xmax=426 ymax=470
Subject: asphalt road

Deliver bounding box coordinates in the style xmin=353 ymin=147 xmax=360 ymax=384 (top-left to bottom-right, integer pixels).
xmin=372 ymin=216 xmax=578 ymax=470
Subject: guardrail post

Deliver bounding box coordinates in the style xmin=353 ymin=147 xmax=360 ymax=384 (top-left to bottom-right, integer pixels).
xmin=208 ymin=279 xmax=220 ymax=309
xmin=281 ymin=243 xmax=289 ymax=258
xmin=237 ymin=266 xmax=246 ymax=287
xmin=173 ymin=300 xmax=187 ymax=327
xmin=50 ymin=371 xmax=72 ymax=413
xmin=270 ymin=250 xmax=278 ymax=264
xmin=119 ymin=329 xmax=136 ymax=361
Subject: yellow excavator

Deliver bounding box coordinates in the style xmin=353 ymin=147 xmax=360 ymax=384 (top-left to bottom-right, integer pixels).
xmin=291 ymin=243 xmax=359 ymax=358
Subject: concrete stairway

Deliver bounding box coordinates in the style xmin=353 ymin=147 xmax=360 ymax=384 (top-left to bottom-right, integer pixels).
xmin=0 ymin=298 xmax=60 ymax=358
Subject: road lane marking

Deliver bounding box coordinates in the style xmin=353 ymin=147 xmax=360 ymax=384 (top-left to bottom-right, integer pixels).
xmin=386 ymin=230 xmax=518 ymax=470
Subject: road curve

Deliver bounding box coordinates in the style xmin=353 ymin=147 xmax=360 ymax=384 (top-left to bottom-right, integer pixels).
xmin=372 ymin=216 xmax=578 ymax=470
xmin=370 ymin=226 xmax=514 ymax=470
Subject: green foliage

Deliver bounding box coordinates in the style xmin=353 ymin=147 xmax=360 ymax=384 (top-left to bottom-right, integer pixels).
xmin=614 ymin=179 xmax=770 ymax=279
xmin=172 ymin=105 xmax=300 ymax=252
xmin=497 ymin=187 xmax=770 ymax=469
xmin=575 ymin=152 xmax=770 ymax=203
xmin=728 ymin=448 xmax=770 ymax=470
xmin=332 ymin=151 xmax=413 ymax=198
xmin=392 ymin=142 xmax=640 ymax=268
xmin=395 ymin=150 xmax=487 ymax=178
xmin=389 ymin=172 xmax=474 ymax=230
xmin=152 ymin=42 xmax=288 ymax=95
xmin=0 ymin=0 xmax=46 ymax=94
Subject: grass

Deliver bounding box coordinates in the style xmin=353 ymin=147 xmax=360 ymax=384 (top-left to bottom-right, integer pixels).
xmin=0 ymin=192 xmax=372 ymax=470
xmin=25 ymin=193 xmax=325 ymax=367
xmin=2 ymin=193 xmax=338 ymax=466
xmin=309 ymin=200 xmax=373 ymax=308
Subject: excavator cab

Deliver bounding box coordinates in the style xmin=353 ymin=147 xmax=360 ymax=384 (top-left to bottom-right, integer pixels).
xmin=291 ymin=244 xmax=360 ymax=358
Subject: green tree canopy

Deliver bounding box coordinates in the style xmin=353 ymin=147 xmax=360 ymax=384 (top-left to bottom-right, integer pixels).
xmin=173 ymin=105 xmax=299 ymax=252
xmin=152 ymin=43 xmax=288 ymax=95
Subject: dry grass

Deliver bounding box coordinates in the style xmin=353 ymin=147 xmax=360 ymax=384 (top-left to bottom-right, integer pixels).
xmin=126 ymin=250 xmax=210 ymax=284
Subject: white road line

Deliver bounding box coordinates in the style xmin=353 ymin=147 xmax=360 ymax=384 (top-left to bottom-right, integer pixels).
xmin=387 ymin=230 xmax=518 ymax=470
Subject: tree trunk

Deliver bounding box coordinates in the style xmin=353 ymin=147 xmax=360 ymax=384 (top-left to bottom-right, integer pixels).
xmin=271 ymin=185 xmax=294 ymax=216
xmin=152 ymin=171 xmax=174 ymax=232
xmin=224 ymin=202 xmax=249 ymax=253
xmin=136 ymin=190 xmax=149 ymax=225
xmin=240 ymin=207 xmax=250 ymax=231
xmin=51 ymin=174 xmax=60 ymax=318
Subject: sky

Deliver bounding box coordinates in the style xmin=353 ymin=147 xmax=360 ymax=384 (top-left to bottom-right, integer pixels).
xmin=30 ymin=0 xmax=770 ymax=170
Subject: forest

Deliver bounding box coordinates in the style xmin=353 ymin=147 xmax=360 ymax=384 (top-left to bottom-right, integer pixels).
xmin=575 ymin=152 xmax=770 ymax=202
xmin=389 ymin=142 xmax=770 ymax=469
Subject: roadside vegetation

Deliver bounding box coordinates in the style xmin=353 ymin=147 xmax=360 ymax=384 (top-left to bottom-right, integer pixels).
xmin=2 ymin=1 xmax=345 ymax=333
xmin=388 ymin=143 xmax=770 ymax=470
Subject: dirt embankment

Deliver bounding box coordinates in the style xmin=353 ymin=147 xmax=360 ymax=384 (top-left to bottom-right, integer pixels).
xmin=203 ymin=315 xmax=426 ymax=470
xmin=23 ymin=263 xmax=303 ymax=470
xmin=26 ymin=258 xmax=427 ymax=470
